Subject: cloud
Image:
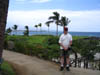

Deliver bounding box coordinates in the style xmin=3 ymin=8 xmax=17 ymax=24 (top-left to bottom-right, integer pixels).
xmin=15 ymin=0 xmax=26 ymax=2
xmin=30 ymin=0 xmax=51 ymax=3
xmin=15 ymin=0 xmax=51 ymax=4
xmin=7 ymin=9 xmax=100 ymax=32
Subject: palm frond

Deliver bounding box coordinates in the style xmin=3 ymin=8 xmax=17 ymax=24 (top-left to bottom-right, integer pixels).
xmin=53 ymin=12 xmax=60 ymax=17
xmin=48 ymin=16 xmax=57 ymax=20
xmin=38 ymin=23 xmax=42 ymax=27
xmin=61 ymin=16 xmax=71 ymax=26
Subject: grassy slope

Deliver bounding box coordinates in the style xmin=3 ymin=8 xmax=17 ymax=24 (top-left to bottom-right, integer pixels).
xmin=27 ymin=35 xmax=48 ymax=44
xmin=7 ymin=35 xmax=48 ymax=44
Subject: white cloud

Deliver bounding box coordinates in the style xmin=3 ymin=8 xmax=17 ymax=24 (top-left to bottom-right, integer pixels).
xmin=30 ymin=0 xmax=51 ymax=3
xmin=7 ymin=9 xmax=100 ymax=32
xmin=16 ymin=0 xmax=26 ymax=2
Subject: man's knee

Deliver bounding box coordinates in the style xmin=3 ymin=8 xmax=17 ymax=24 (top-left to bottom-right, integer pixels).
xmin=66 ymin=55 xmax=69 ymax=58
xmin=60 ymin=56 xmax=64 ymax=59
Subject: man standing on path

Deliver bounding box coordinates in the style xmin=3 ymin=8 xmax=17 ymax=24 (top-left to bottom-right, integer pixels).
xmin=59 ymin=27 xmax=72 ymax=71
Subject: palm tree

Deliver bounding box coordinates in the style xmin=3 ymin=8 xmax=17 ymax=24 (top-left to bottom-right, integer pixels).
xmin=60 ymin=16 xmax=71 ymax=32
xmin=0 ymin=0 xmax=9 ymax=65
xmin=45 ymin=21 xmax=53 ymax=33
xmin=34 ymin=25 xmax=38 ymax=32
xmin=38 ymin=23 xmax=42 ymax=31
xmin=12 ymin=24 xmax=18 ymax=35
xmin=24 ymin=25 xmax=29 ymax=36
xmin=6 ymin=27 xmax=12 ymax=35
xmin=49 ymin=12 xmax=60 ymax=36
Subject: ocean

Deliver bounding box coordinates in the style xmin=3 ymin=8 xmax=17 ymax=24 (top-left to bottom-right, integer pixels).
xmin=11 ymin=30 xmax=100 ymax=37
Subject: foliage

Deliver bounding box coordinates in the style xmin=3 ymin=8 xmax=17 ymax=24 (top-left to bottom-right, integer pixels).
xmin=12 ymin=25 xmax=18 ymax=31
xmin=60 ymin=16 xmax=71 ymax=31
xmin=49 ymin=12 xmax=60 ymax=36
xmin=5 ymin=28 xmax=12 ymax=35
xmin=72 ymin=38 xmax=99 ymax=61
xmin=24 ymin=26 xmax=29 ymax=36
xmin=45 ymin=21 xmax=53 ymax=33
xmin=1 ymin=61 xmax=16 ymax=75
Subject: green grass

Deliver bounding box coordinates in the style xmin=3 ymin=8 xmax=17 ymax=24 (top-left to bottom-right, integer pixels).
xmin=7 ymin=35 xmax=87 ymax=43
xmin=27 ymin=35 xmax=48 ymax=44
xmin=1 ymin=61 xmax=16 ymax=75
xmin=7 ymin=35 xmax=49 ymax=44
xmin=73 ymin=36 xmax=88 ymax=40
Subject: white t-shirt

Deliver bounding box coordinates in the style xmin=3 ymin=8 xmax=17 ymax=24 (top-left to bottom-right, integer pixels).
xmin=59 ymin=33 xmax=72 ymax=49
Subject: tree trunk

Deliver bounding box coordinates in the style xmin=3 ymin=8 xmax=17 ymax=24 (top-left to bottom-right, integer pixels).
xmin=56 ymin=25 xmax=58 ymax=36
xmin=0 ymin=0 xmax=9 ymax=59
xmin=48 ymin=27 xmax=49 ymax=34
xmin=63 ymin=25 xmax=65 ymax=32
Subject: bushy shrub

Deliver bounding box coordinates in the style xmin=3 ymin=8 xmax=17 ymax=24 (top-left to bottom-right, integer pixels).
xmin=44 ymin=36 xmax=59 ymax=45
xmin=47 ymin=44 xmax=60 ymax=60
xmin=6 ymin=35 xmax=61 ymax=60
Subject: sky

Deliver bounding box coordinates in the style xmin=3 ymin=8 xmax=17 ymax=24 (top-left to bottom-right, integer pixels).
xmin=7 ymin=0 xmax=100 ymax=32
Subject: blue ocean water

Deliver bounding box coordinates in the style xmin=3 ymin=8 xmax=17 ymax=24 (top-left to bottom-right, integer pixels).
xmin=11 ymin=31 xmax=100 ymax=37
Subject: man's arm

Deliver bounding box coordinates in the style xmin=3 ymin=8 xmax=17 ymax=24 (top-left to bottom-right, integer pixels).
xmin=70 ymin=41 xmax=72 ymax=46
xmin=59 ymin=43 xmax=69 ymax=51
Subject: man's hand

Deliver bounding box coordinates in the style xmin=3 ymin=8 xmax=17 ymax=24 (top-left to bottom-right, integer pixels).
xmin=64 ymin=47 xmax=68 ymax=51
xmin=59 ymin=43 xmax=69 ymax=51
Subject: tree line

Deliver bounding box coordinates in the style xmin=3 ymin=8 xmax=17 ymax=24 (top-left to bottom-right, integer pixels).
xmin=6 ymin=11 xmax=71 ymax=36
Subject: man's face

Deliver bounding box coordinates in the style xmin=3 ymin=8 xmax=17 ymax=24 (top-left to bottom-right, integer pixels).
xmin=64 ymin=30 xmax=68 ymax=34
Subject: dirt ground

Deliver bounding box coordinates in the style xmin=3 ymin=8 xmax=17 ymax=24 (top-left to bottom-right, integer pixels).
xmin=3 ymin=50 xmax=100 ymax=75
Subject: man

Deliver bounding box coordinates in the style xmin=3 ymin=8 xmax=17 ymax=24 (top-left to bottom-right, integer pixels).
xmin=59 ymin=27 xmax=72 ymax=71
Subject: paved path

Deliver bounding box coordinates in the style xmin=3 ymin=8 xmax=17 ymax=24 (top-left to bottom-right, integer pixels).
xmin=3 ymin=50 xmax=100 ymax=75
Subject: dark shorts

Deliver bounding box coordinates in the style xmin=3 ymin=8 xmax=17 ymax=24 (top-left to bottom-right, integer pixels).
xmin=60 ymin=48 xmax=71 ymax=57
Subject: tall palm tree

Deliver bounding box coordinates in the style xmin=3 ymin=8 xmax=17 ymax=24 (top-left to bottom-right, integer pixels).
xmin=24 ymin=25 xmax=29 ymax=36
xmin=38 ymin=23 xmax=42 ymax=31
xmin=12 ymin=24 xmax=18 ymax=35
xmin=45 ymin=21 xmax=53 ymax=33
xmin=49 ymin=12 xmax=60 ymax=36
xmin=60 ymin=16 xmax=71 ymax=32
xmin=34 ymin=25 xmax=38 ymax=32
xmin=0 ymin=0 xmax=9 ymax=64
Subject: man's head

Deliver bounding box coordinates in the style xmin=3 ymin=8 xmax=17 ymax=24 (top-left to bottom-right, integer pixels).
xmin=64 ymin=27 xmax=68 ymax=34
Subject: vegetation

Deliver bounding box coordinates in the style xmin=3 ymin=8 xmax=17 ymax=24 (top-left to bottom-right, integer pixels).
xmin=5 ymin=28 xmax=12 ymax=35
xmin=12 ymin=25 xmax=18 ymax=35
xmin=1 ymin=61 xmax=16 ymax=75
xmin=38 ymin=23 xmax=42 ymax=31
xmin=34 ymin=25 xmax=38 ymax=32
xmin=48 ymin=12 xmax=60 ymax=36
xmin=60 ymin=16 xmax=71 ymax=31
xmin=45 ymin=21 xmax=53 ymax=33
xmin=24 ymin=25 xmax=29 ymax=36
xmin=5 ymin=35 xmax=100 ymax=61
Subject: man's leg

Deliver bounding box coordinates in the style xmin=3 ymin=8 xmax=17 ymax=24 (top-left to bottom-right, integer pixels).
xmin=61 ymin=56 xmax=64 ymax=66
xmin=66 ymin=56 xmax=70 ymax=71
xmin=60 ymin=50 xmax=64 ymax=71
xmin=60 ymin=56 xmax=64 ymax=71
xmin=66 ymin=57 xmax=70 ymax=66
